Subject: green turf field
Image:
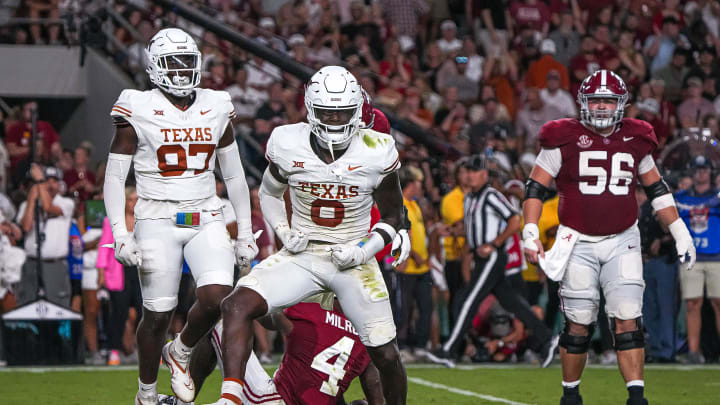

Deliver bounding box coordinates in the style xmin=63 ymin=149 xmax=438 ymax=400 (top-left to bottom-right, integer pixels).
xmin=1 ymin=364 xmax=718 ymax=404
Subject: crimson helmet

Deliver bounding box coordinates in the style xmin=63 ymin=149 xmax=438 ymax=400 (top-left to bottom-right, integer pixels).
xmin=360 ymin=88 xmax=375 ymax=129
xmin=577 ymin=69 xmax=629 ymax=129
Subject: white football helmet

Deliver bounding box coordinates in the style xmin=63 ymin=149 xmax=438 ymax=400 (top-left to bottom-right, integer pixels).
xmin=145 ymin=28 xmax=202 ymax=97
xmin=305 ymin=66 xmax=363 ymax=151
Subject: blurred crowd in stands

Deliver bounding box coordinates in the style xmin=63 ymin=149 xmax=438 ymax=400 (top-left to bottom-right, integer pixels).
xmin=1 ymin=0 xmax=719 ymax=366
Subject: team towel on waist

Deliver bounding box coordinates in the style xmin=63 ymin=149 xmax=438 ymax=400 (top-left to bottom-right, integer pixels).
xmin=538 ymin=224 xmax=580 ymax=281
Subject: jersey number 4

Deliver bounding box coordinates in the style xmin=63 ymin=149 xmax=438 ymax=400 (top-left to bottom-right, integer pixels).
xmin=310 ymin=336 xmax=355 ymax=396
xmin=578 ymin=151 xmax=634 ymax=196
xmin=157 ymin=144 xmax=216 ymax=177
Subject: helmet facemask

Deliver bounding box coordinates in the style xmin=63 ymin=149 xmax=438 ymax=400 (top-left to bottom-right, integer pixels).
xmin=307 ymin=104 xmax=361 ymax=154
xmin=147 ymin=52 xmax=201 ymax=97
xmin=579 ymin=94 xmax=627 ymax=130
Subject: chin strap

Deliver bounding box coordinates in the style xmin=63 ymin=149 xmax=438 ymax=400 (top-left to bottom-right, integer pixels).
xmin=327 ymin=139 xmax=335 ymax=161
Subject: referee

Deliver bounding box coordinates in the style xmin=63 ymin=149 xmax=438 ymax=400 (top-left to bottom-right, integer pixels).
xmin=426 ymin=155 xmax=558 ymax=367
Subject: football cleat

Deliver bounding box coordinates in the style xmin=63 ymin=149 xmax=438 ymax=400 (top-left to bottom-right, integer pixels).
xmin=540 ymin=335 xmax=560 ymax=368
xmin=135 ymin=393 xmax=157 ymax=405
xmin=423 ymin=349 xmax=456 ymax=368
xmin=162 ymin=340 xmax=196 ymax=403
xmin=158 ymin=394 xmax=194 ymax=405
xmin=560 ymin=395 xmax=583 ymax=405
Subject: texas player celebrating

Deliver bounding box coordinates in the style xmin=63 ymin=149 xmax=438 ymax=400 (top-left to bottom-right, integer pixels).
xmin=522 ymin=70 xmax=695 ymax=405
xmin=104 ymin=28 xmax=257 ymax=404
xmin=214 ymin=66 xmax=407 ymax=405
xmin=162 ymin=298 xmax=383 ymax=405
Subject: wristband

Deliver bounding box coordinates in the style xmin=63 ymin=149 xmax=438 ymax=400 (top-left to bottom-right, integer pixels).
xmin=522 ymin=223 xmax=540 ymax=240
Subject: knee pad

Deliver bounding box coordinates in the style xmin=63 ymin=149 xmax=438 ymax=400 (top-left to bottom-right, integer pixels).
xmin=611 ymin=317 xmax=645 ymax=351
xmin=559 ymin=318 xmax=595 ymax=354
xmin=143 ymin=296 xmax=178 ymax=312
xmin=361 ymin=318 xmax=397 ymax=348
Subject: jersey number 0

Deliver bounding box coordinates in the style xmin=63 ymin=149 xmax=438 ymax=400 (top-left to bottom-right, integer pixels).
xmin=311 ymin=199 xmax=345 ymax=227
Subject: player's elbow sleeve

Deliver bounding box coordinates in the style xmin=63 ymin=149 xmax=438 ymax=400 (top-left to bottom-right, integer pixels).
xmin=217 ymin=141 xmax=245 ymax=180
xmin=104 ymin=153 xmax=133 ymax=235
xmin=259 ymin=168 xmax=287 ymax=199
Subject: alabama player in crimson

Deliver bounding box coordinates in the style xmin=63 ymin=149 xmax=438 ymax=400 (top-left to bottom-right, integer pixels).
xmin=213 ymin=66 xmax=407 ymax=405
xmin=160 ymin=297 xmax=383 ymax=405
xmin=104 ymin=28 xmax=257 ymax=404
xmin=522 ymin=70 xmax=695 ymax=405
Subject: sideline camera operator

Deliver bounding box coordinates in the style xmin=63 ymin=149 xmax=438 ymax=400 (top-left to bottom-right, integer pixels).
xmin=15 ymin=164 xmax=74 ymax=307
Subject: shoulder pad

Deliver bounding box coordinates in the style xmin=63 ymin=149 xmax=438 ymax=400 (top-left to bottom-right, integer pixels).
xmin=620 ymin=118 xmax=658 ymax=146
xmin=110 ymin=89 xmax=143 ymax=118
xmin=358 ymin=129 xmax=395 ymax=150
xmin=538 ymin=118 xmax=582 ymax=148
xmin=372 ymin=109 xmax=391 ymax=134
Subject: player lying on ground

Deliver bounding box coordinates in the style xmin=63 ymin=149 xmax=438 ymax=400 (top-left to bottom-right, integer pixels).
xmin=160 ymin=297 xmax=383 ymax=405
xmin=522 ymin=69 xmax=695 ymax=405
xmin=211 ymin=66 xmax=408 ymax=405
xmin=104 ymin=28 xmax=257 ymax=404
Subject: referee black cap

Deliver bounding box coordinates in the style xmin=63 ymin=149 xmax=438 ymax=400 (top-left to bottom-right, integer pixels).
xmin=464 ymin=154 xmax=487 ymax=171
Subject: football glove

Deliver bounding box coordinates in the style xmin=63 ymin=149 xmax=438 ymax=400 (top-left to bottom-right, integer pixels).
xmin=275 ymin=224 xmax=309 ymax=254
xmin=669 ymin=218 xmax=696 ymax=271
xmin=391 ymin=229 xmax=411 ymax=268
xmin=327 ymin=244 xmax=370 ymax=270
xmin=234 ymin=236 xmax=259 ymax=268
xmin=114 ymin=233 xmax=142 ymax=267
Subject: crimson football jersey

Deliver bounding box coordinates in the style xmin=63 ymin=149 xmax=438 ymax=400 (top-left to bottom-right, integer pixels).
xmin=273 ymin=302 xmax=371 ymax=405
xmin=539 ymin=118 xmax=657 ymax=236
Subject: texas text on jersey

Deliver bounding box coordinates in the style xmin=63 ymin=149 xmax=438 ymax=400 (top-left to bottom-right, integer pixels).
xmin=265 ymin=122 xmax=400 ymax=244
xmin=273 ymin=302 xmax=371 ymax=405
xmin=538 ymin=117 xmax=658 ymax=236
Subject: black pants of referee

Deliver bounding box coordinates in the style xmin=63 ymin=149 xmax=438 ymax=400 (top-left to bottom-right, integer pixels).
xmin=442 ymin=250 xmax=553 ymax=355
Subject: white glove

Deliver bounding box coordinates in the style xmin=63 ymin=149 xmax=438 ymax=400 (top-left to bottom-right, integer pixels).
xmin=275 ymin=224 xmax=309 ymax=254
xmin=234 ymin=236 xmax=259 ymax=267
xmin=114 ymin=233 xmax=142 ymax=267
xmin=391 ymin=229 xmax=411 ymax=268
xmin=327 ymin=244 xmax=370 ymax=270
xmin=669 ymin=218 xmax=696 ymax=271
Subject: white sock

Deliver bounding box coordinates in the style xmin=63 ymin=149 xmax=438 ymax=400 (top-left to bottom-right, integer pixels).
xmin=173 ymin=336 xmax=193 ymax=358
xmin=562 ymin=380 xmax=581 ymax=388
xmin=626 ymin=380 xmax=644 ymax=388
xmin=138 ymin=379 xmax=157 ymax=399
xmin=221 ymin=378 xmax=245 ymax=404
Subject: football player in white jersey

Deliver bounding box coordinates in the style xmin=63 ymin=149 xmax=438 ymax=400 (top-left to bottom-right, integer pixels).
xmin=210 ymin=66 xmax=408 ymax=405
xmin=103 ymin=28 xmax=258 ymax=405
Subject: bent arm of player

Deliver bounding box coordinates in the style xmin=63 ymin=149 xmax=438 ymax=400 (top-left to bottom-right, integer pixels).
xmin=328 ymin=171 xmax=404 ymax=270
xmin=256 ymin=312 xmax=294 ymax=336
xmin=216 ymin=126 xmax=258 ymax=267
xmin=358 ymin=361 xmax=384 ymax=405
xmin=522 ymin=160 xmax=555 ymax=265
xmin=103 ymin=119 xmax=141 ymax=267
xmin=639 ymin=163 xmax=696 ymax=271
xmin=258 ymin=162 xmax=308 ymax=253
xmin=390 ymin=206 xmax=411 ymax=268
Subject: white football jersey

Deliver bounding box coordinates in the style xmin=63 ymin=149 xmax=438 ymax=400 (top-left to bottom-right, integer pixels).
xmin=110 ymin=88 xmax=235 ymax=202
xmin=266 ymin=123 xmax=400 ymax=244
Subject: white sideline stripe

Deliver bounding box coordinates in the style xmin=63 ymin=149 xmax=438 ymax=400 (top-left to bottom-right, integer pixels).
xmin=3 ymin=363 xmax=720 ymax=373
xmin=408 ymin=376 xmax=534 ymax=405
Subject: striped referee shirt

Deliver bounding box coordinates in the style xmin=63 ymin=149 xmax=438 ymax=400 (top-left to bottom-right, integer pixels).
xmin=463 ymin=185 xmax=519 ymax=249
